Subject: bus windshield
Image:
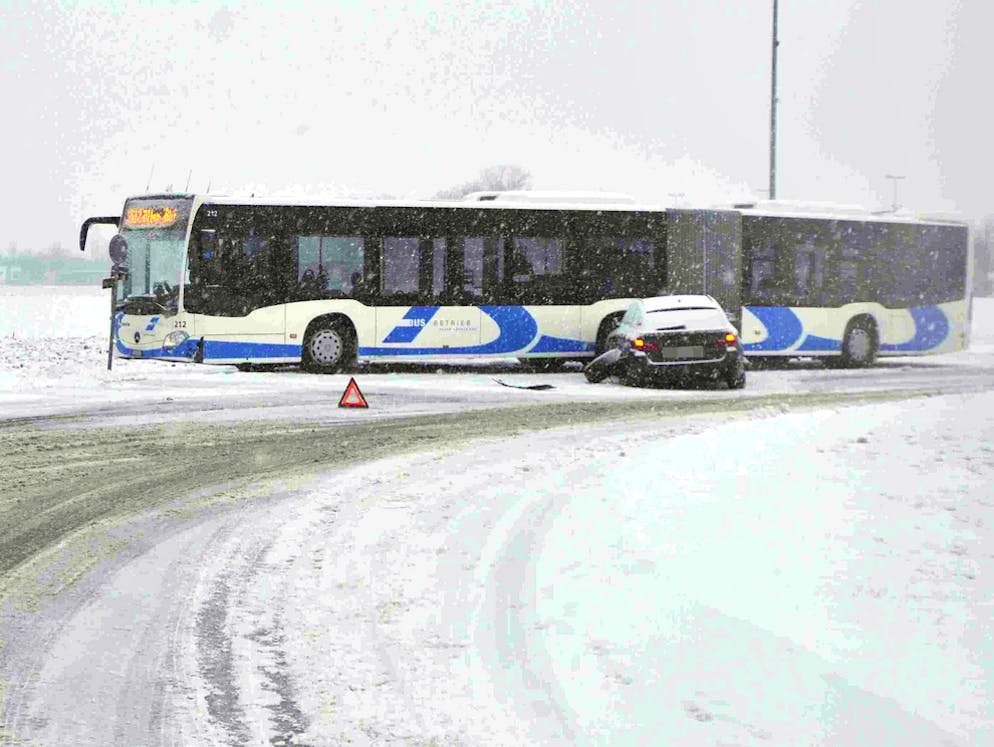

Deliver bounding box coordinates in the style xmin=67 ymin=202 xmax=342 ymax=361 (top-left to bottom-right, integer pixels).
xmin=116 ymin=198 xmax=193 ymax=313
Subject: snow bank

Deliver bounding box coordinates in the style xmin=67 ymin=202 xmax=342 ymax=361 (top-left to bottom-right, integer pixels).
xmin=0 ymin=285 xmax=109 ymax=339
xmin=534 ymin=394 xmax=993 ymax=744
xmin=253 ymin=392 xmax=994 ymax=745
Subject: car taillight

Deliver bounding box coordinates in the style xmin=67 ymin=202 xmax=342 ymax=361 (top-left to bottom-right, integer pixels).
xmin=632 ymin=337 xmax=658 ymax=351
xmin=715 ymin=333 xmax=737 ymax=346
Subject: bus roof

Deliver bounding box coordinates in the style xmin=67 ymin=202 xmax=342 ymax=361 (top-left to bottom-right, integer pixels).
xmin=124 ymin=193 xmax=965 ymax=226
xmin=728 ymin=199 xmax=966 ymax=226
xmin=462 ymin=190 xmax=639 ymax=205
xmin=156 ymin=193 xmax=666 ymax=213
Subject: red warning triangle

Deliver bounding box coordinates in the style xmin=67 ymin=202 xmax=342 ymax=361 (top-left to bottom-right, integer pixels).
xmin=338 ymin=377 xmax=369 ymax=408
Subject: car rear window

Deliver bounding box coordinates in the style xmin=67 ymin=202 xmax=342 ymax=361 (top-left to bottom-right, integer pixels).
xmin=645 ymin=307 xmax=728 ymax=330
xmin=647 ymin=306 xmax=718 ymax=314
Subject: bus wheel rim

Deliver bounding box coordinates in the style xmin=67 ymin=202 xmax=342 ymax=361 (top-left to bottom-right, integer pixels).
xmin=848 ymin=328 xmax=871 ymax=361
xmin=311 ymin=330 xmax=342 ymax=364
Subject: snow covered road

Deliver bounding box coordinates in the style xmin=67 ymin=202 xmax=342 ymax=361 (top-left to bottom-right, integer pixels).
xmin=2 ymin=337 xmax=994 ymax=430
xmin=2 ymin=393 xmax=991 ymax=746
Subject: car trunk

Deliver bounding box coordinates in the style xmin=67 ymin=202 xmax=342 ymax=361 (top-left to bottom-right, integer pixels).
xmin=641 ymin=330 xmax=729 ymax=363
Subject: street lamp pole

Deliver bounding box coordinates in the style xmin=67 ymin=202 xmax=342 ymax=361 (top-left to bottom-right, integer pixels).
xmin=769 ymin=0 xmax=779 ymax=200
xmin=885 ymin=174 xmax=905 ymax=212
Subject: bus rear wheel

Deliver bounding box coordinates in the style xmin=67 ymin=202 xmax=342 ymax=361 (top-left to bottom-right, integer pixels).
xmin=834 ymin=318 xmax=878 ymax=368
xmin=303 ymin=320 xmax=355 ymax=373
xmin=595 ymin=313 xmax=624 ymax=356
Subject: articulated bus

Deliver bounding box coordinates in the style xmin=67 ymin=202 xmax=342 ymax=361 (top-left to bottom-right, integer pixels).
xmin=79 ymin=193 xmax=970 ymax=371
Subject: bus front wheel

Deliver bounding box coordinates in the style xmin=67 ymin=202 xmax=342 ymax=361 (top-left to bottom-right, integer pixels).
xmin=595 ymin=313 xmax=624 ymax=356
xmin=303 ymin=319 xmax=355 ymax=373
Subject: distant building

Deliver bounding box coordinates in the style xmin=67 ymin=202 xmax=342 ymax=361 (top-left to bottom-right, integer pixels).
xmin=0 ymin=254 xmax=106 ymax=285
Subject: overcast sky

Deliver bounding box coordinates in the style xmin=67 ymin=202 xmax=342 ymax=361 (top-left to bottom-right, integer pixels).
xmin=2 ymin=0 xmax=990 ymax=252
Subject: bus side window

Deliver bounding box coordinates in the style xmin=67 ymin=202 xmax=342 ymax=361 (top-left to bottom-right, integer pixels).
xmin=198 ymin=229 xmax=217 ymax=263
xmin=835 ymin=242 xmax=861 ymax=302
xmin=324 ymin=236 xmax=365 ymax=295
xmin=508 ymin=236 xmax=564 ymax=303
xmin=793 ymin=241 xmax=825 ymax=301
xmin=837 ymin=259 xmax=859 ymax=301
xmin=184 ymin=229 xmax=216 ymax=312
xmin=575 ymin=236 xmax=617 ymax=301
xmin=297 ymin=236 xmax=323 ymax=299
xmin=295 ymin=235 xmax=364 ymax=299
xmin=747 ymin=238 xmax=777 ymax=303
xmin=381 ymin=237 xmax=421 ymax=303
xmin=462 ymin=238 xmax=485 ymax=302
xmin=430 ymin=238 xmax=446 ymax=301
xmin=618 ymin=237 xmax=655 ymax=297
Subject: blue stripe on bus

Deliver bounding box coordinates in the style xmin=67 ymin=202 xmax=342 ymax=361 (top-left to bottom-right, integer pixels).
xmin=742 ymin=307 xmax=803 ymax=352
xmin=116 ymin=337 xmax=196 ymax=359
xmin=797 ymin=335 xmax=841 ymax=352
xmin=116 ymin=337 xmax=300 ymax=360
xmin=879 ymin=306 xmax=949 ymax=352
xmin=745 ymin=304 xmax=949 ymax=354
xmin=528 ymin=334 xmax=596 ymax=354
xmin=381 ymin=306 xmax=440 ymax=343
xmin=203 ymin=340 xmax=302 ymax=359
xmin=359 ymin=305 xmax=538 ymax=356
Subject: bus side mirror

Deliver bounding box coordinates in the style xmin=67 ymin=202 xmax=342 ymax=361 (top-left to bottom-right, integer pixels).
xmin=79 ymin=216 xmax=120 ymax=253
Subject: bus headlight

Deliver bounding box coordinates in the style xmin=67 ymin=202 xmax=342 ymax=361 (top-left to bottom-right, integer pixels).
xmin=165 ymin=330 xmax=189 ymax=349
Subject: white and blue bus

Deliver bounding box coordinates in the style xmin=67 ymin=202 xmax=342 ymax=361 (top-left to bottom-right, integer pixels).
xmin=79 ymin=194 xmax=970 ymax=371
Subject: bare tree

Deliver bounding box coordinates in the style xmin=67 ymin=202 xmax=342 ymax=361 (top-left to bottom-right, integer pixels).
xmin=434 ymin=164 xmax=532 ymax=199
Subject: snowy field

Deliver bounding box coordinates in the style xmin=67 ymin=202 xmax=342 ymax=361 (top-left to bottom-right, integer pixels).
xmin=0 ymin=284 xmax=111 ymax=339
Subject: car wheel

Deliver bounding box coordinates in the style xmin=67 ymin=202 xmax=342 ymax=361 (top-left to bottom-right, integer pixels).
xmin=303 ymin=319 xmax=355 ymax=373
xmin=726 ymin=370 xmax=746 ymax=389
xmin=584 ymin=363 xmax=610 ymax=383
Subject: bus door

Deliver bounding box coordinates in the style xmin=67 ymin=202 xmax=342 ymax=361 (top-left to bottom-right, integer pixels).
xmin=187 ymin=227 xmax=290 ymax=361
xmin=373 ymin=237 xmax=482 ymax=356
xmin=665 ymin=209 xmax=743 ymax=318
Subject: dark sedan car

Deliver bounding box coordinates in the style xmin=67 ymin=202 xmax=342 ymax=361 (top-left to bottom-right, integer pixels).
xmin=585 ymin=295 xmax=746 ymax=389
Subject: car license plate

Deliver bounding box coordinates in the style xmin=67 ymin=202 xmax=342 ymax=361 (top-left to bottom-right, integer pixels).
xmin=661 ymin=345 xmax=703 ymax=359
